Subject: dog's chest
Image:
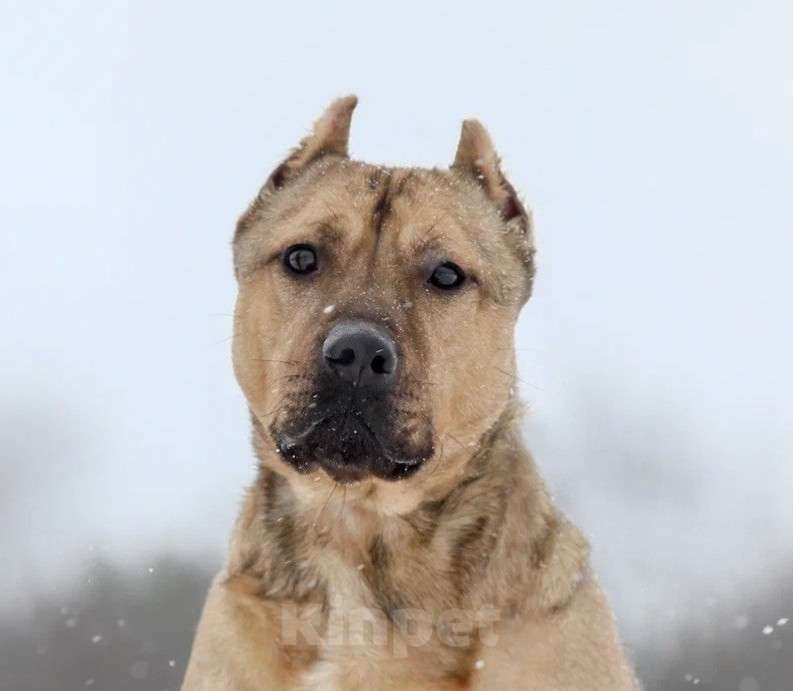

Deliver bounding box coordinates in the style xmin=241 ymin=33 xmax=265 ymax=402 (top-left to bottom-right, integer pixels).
xmin=290 ymin=548 xmax=475 ymax=691
xmin=292 ymin=553 xmax=392 ymax=690
xmin=276 ymin=498 xmax=484 ymax=689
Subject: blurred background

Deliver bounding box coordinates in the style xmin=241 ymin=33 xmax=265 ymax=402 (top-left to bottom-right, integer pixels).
xmin=1 ymin=1 xmax=791 ymax=689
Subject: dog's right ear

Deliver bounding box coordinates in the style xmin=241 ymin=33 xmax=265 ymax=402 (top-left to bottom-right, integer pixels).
xmin=259 ymin=95 xmax=358 ymax=198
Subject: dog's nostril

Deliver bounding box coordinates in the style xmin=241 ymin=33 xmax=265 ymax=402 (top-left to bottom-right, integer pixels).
xmin=334 ymin=348 xmax=355 ymax=366
xmin=371 ymin=354 xmax=389 ymax=375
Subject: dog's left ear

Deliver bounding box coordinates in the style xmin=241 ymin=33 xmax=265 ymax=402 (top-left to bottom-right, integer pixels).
xmin=452 ymin=120 xmax=533 ymax=244
xmin=260 ymin=95 xmax=358 ymax=196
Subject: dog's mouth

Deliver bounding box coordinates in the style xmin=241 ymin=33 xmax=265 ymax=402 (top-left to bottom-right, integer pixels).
xmin=271 ymin=394 xmax=433 ymax=483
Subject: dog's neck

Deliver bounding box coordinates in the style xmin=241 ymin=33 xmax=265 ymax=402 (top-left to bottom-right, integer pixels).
xmin=226 ymin=409 xmax=589 ymax=629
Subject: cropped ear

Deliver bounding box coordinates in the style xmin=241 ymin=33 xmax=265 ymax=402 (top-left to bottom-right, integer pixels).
xmin=261 ymin=95 xmax=358 ymax=195
xmin=451 ymin=119 xmax=532 ymax=239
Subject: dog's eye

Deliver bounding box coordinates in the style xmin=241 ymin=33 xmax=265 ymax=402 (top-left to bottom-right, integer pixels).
xmin=283 ymin=244 xmax=318 ymax=275
xmin=428 ymin=261 xmax=466 ymax=290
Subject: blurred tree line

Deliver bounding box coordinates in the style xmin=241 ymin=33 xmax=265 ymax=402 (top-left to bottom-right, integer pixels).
xmin=0 ymin=556 xmax=789 ymax=690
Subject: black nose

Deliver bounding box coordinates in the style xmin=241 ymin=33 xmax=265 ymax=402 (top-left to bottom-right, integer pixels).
xmin=322 ymin=321 xmax=398 ymax=388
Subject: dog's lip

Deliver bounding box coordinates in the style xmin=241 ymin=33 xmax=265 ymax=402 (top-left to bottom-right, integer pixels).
xmin=352 ymin=414 xmax=424 ymax=466
xmin=316 ymin=453 xmax=370 ymax=483
xmin=317 ymin=452 xmax=424 ymax=483
xmin=275 ymin=416 xmax=325 ymax=453
xmin=273 ymin=413 xmax=429 ymax=482
xmin=277 ymin=414 xmax=423 ymax=466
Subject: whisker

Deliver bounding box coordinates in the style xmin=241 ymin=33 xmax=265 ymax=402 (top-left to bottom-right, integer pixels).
xmin=445 ymin=431 xmax=467 ymax=451
xmin=425 ymin=433 xmax=447 ymax=479
xmin=492 ymin=366 xmax=543 ymax=392
xmin=252 ymin=358 xmax=304 ymax=366
xmin=406 ymin=376 xmax=436 ymax=388
xmin=274 ymin=373 xmax=308 ymax=383
xmin=313 ymin=481 xmax=339 ymax=532
xmin=211 ymin=325 xmax=247 ymax=346
xmin=259 ymin=394 xmax=291 ymax=420
xmin=335 ymin=484 xmax=348 ymax=531
xmin=493 ymin=345 xmax=542 ymax=353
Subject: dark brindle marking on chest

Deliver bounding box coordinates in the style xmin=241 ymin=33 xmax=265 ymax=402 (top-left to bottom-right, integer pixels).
xmin=253 ymin=469 xmax=329 ymax=607
xmin=262 ymin=470 xmax=296 ymax=560
xmin=365 ymin=533 xmax=407 ymax=622
xmin=450 ymin=514 xmax=493 ymax=595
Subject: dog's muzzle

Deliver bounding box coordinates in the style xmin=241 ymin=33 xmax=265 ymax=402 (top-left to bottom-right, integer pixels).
xmin=271 ymin=319 xmax=432 ymax=483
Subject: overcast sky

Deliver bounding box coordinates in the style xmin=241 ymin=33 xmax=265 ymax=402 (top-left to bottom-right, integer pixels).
xmin=1 ymin=1 xmax=792 ymax=650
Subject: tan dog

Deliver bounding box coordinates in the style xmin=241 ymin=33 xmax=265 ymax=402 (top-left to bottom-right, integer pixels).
xmin=183 ymin=96 xmax=637 ymax=690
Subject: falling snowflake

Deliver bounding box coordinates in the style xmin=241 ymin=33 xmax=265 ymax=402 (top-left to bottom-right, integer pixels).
xmin=129 ymin=660 xmax=150 ymax=680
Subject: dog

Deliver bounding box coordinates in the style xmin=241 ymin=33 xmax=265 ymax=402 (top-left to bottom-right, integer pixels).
xmin=183 ymin=96 xmax=637 ymax=690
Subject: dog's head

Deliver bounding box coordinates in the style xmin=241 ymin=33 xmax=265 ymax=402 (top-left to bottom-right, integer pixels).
xmin=232 ymin=97 xmax=535 ymax=496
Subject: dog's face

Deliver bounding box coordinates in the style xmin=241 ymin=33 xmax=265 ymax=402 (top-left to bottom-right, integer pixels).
xmin=232 ymin=97 xmax=534 ymax=496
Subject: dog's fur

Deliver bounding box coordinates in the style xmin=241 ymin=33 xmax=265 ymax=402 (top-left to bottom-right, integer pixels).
xmin=183 ymin=97 xmax=637 ymax=690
